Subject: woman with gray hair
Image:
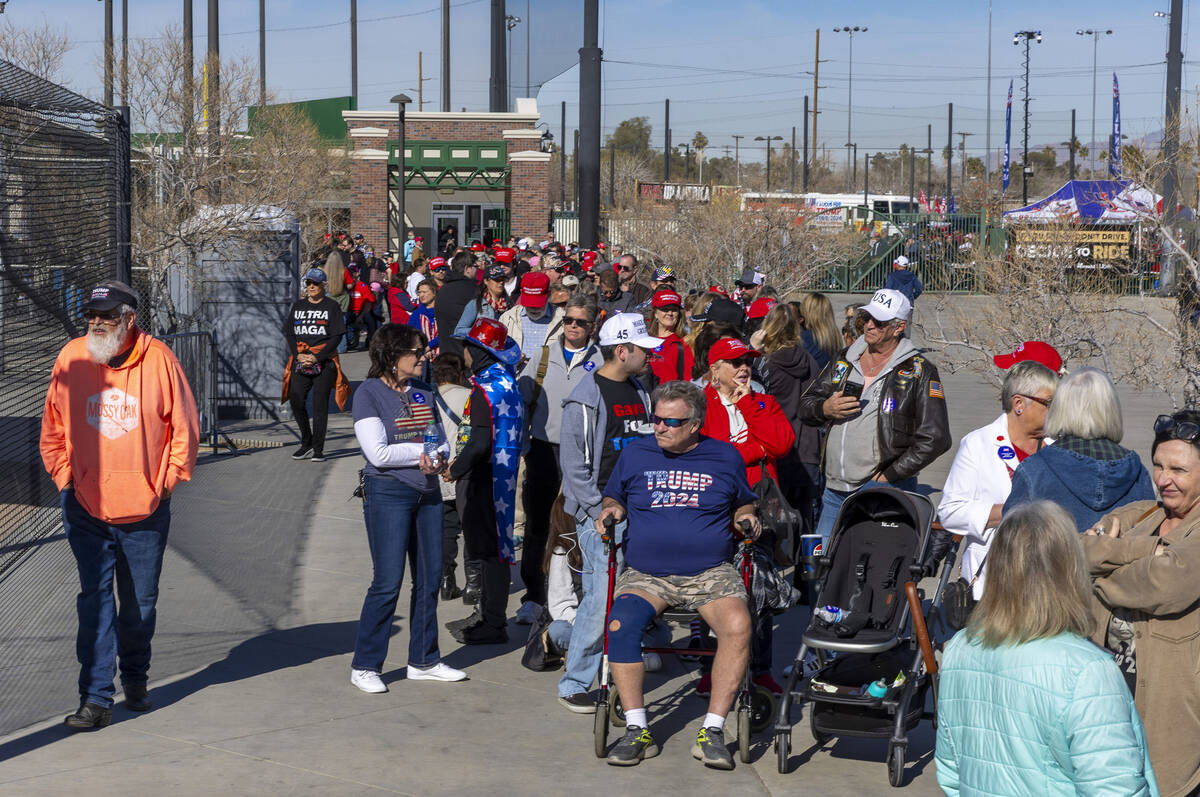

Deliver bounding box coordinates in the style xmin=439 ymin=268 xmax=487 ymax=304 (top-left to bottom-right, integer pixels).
xmin=938 ymin=359 xmax=1058 ymax=596
xmin=1004 ymin=367 xmax=1154 ymax=532
xmin=936 ymin=501 xmax=1158 ymax=796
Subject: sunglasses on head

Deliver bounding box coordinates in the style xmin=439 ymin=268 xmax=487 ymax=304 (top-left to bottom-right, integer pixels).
xmin=1154 ymin=414 xmax=1200 ymax=442
xmin=651 ymin=414 xmax=690 ymax=428
xmin=562 ymin=317 xmax=590 ymax=327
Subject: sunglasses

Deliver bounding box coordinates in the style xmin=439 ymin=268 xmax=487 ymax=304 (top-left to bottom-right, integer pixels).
xmin=303 ymin=279 xmax=325 ymax=287
xmin=722 ymin=356 xmax=754 ymax=368
xmin=84 ymin=310 xmax=122 ymax=323
xmin=651 ymin=414 xmax=690 ymax=428
xmin=1154 ymin=414 xmax=1200 ymax=441
xmin=1015 ymin=393 xmax=1052 ymax=408
xmin=619 ymin=265 xmax=636 ymax=272
xmin=562 ymin=317 xmax=591 ymax=327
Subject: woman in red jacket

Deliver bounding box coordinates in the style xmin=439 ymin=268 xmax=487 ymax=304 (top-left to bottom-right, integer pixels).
xmin=646 ymin=288 xmax=693 ymax=387
xmin=694 ymin=336 xmax=795 ymax=695
xmin=700 ymin=337 xmax=795 ymax=487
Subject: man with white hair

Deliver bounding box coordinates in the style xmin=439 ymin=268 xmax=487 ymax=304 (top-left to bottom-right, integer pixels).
xmin=41 ymin=280 xmax=199 ymax=729
xmin=884 ymin=255 xmax=923 ymax=303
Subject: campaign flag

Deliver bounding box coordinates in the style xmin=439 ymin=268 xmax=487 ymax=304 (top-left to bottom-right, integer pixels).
xmin=918 ymin=189 xmax=930 ymax=212
xmin=1110 ymin=72 xmax=1122 ymax=178
xmin=948 ymin=195 xmax=956 ymax=215
xmin=1003 ymin=79 xmax=1013 ymax=190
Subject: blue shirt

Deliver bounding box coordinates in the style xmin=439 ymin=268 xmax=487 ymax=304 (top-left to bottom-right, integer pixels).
xmin=603 ymin=436 xmax=757 ymax=577
xmin=352 ymin=378 xmax=443 ymax=493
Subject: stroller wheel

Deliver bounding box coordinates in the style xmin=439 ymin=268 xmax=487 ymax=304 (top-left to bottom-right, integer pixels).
xmin=809 ymin=708 xmax=831 ymax=745
xmin=749 ymin=684 xmax=776 ymax=733
xmin=887 ymin=742 xmax=906 ymax=787
xmin=593 ymin=696 xmax=609 ymax=758
xmin=774 ymin=731 xmax=790 ymax=773
xmin=737 ymin=704 xmax=752 ymax=763
xmin=609 ymin=693 xmax=626 ymax=728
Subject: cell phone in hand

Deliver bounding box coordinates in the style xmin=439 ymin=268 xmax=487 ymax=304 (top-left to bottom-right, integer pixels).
xmin=841 ymin=380 xmax=863 ymax=400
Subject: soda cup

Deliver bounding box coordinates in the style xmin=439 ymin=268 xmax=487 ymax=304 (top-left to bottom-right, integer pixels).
xmin=800 ymin=534 xmax=823 ymax=580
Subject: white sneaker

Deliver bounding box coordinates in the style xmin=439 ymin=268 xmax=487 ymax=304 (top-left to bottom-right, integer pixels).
xmin=514 ymin=601 xmax=541 ymax=625
xmin=350 ymin=668 xmax=387 ymax=693
xmin=642 ymin=652 xmax=662 ymax=672
xmin=407 ymin=662 xmax=468 ymax=682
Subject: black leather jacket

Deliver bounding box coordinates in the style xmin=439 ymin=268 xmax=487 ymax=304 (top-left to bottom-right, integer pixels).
xmin=797 ymin=345 xmax=952 ymax=484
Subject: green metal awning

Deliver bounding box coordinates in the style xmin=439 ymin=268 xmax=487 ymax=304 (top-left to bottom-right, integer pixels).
xmin=387 ymin=140 xmax=510 ymax=189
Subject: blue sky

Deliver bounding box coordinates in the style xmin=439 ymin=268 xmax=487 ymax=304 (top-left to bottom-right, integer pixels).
xmin=18 ymin=0 xmax=1193 ymax=165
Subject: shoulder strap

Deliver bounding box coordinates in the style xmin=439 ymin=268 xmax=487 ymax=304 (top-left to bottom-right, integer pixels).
xmin=527 ymin=344 xmax=554 ymax=410
xmin=433 ymin=389 xmax=463 ymax=428
xmin=675 ymin=340 xmax=687 ymax=381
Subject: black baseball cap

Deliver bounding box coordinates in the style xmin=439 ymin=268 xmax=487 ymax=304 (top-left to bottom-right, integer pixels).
xmin=83 ymin=280 xmax=139 ymax=312
xmin=689 ymin=297 xmax=744 ymax=325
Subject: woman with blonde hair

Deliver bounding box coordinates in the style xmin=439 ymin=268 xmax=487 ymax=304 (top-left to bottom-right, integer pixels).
xmin=798 ymin=292 xmax=841 ymax=369
xmin=936 ymin=500 xmax=1157 ymax=796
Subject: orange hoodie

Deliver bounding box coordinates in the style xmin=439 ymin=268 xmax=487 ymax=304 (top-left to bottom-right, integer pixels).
xmin=40 ymin=329 xmax=200 ymax=525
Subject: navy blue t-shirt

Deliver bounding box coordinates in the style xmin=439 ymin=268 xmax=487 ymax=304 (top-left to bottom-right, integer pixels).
xmin=603 ymin=435 xmax=757 ymax=577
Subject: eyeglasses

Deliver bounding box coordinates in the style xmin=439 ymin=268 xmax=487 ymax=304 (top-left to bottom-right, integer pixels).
xmin=1015 ymin=393 xmax=1052 ymax=408
xmin=1154 ymin=414 xmax=1200 ymax=441
xmin=84 ymin=310 xmax=122 ymax=324
xmin=562 ymin=317 xmax=591 ymax=327
xmin=651 ymin=414 xmax=690 ymax=428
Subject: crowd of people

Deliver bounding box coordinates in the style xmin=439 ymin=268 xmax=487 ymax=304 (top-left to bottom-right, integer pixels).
xmin=39 ymin=226 xmax=1200 ymax=789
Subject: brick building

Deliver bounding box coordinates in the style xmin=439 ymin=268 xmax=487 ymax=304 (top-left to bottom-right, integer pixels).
xmin=343 ymin=98 xmax=551 ymax=253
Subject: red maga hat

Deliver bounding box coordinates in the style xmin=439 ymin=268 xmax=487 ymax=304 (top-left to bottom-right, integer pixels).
xmin=428 ymin=256 xmax=447 ymax=269
xmin=747 ymin=297 xmax=777 ymax=320
xmin=519 ymin=271 xmax=550 ymax=308
xmin=469 ymin=242 xmax=486 ymax=252
xmin=493 ymin=247 xmax=517 ymax=264
xmin=707 ymin=337 xmax=762 ymax=366
xmin=993 ymin=340 xmax=1063 ymax=373
xmin=651 ymin=289 xmax=683 ymax=309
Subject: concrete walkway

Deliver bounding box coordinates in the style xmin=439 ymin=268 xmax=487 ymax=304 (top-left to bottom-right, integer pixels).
xmin=0 ymin=332 xmax=1173 ymax=795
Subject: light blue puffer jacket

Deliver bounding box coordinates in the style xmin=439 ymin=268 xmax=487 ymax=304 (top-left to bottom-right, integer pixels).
xmin=936 ymin=631 xmax=1158 ymax=797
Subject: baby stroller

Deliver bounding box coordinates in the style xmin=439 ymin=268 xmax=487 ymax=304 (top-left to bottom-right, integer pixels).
xmin=772 ymin=486 xmax=956 ymax=786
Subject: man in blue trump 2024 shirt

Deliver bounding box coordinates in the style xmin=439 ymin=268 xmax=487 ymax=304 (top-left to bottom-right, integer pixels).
xmin=597 ymin=381 xmax=759 ymax=771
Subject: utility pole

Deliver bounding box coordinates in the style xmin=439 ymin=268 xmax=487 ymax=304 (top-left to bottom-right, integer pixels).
xmin=207 ymin=0 xmax=220 ymax=163
xmin=732 ymin=134 xmax=744 ymax=185
xmin=863 ymin=151 xmax=869 ymax=204
xmin=573 ymin=128 xmax=580 ymax=210
xmin=663 ymin=99 xmax=671 ymax=182
xmin=441 ymin=0 xmax=450 ymax=111
xmin=946 ymin=102 xmax=953 ymax=199
xmin=183 ymin=0 xmax=193 ymax=143
xmin=103 ymin=0 xmax=113 ymax=106
xmin=834 ymin=26 xmax=866 ymax=192
xmin=812 ymin=29 xmax=820 ymax=174
xmin=608 ymin=143 xmax=614 ymax=207
xmin=957 ymin=131 xmax=974 ymax=186
xmin=802 ymin=97 xmax=810 ymax=192
xmin=1076 ymin=28 xmax=1113 ymax=178
xmin=121 ymin=0 xmax=128 ymax=104
xmin=924 ymin=124 xmax=933 ymax=200
xmin=258 ymin=0 xmax=266 ymax=108
xmin=560 ymin=100 xmax=566 ymax=208
xmin=1163 ymin=0 xmax=1183 ymax=232
xmin=851 ymin=143 xmax=857 ymax=186
xmin=1014 ymin=30 xmax=1042 ymax=206
xmin=790 ymin=126 xmax=796 ymax=193
xmin=350 ymin=0 xmax=357 ymax=108
xmin=525 ymin=0 xmax=531 ymax=98
xmin=418 ymin=52 xmax=424 ymax=110
xmin=1069 ymin=109 xmax=1076 ymax=180
xmin=489 ymin=0 xmax=506 ymax=112
xmin=985 ymin=0 xmax=993 ymax=180
xmin=908 ymin=144 xmax=915 ymax=209
xmin=578 ymin=0 xmax=601 ymax=248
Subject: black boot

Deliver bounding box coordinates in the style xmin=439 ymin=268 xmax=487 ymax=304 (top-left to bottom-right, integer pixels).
xmin=461 ymin=559 xmax=482 ymax=605
xmin=441 ymin=568 xmax=462 ymax=601
xmin=453 ymin=560 xmax=510 ymax=645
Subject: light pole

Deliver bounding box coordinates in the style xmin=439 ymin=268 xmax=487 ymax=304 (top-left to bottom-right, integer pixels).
xmin=1075 ymin=28 xmax=1112 ymax=178
xmin=391 ymin=93 xmax=412 ymax=248
xmin=833 ymin=25 xmax=867 ymax=192
xmin=755 ymin=135 xmax=783 ymax=192
xmin=505 ymin=14 xmax=521 ymax=110
xmin=1014 ymin=30 xmax=1042 ymax=205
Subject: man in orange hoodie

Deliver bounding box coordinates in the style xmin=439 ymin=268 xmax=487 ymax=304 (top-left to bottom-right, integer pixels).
xmin=40 ymin=280 xmax=199 ymax=731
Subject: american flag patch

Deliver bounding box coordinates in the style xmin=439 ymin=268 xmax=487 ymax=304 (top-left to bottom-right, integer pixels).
xmin=392 ymin=401 xmax=436 ymax=441
xmin=929 ymin=381 xmax=944 ymax=399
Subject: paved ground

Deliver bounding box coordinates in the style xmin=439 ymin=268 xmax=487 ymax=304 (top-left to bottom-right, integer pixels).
xmin=0 ymin=312 xmax=1175 ymax=795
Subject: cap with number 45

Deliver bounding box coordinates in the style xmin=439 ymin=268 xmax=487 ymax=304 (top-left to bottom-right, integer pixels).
xmin=598 ymin=312 xmax=664 ymax=348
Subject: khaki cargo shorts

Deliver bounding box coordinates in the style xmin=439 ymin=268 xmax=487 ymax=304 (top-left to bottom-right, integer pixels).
xmin=615 ymin=562 xmax=746 ymax=611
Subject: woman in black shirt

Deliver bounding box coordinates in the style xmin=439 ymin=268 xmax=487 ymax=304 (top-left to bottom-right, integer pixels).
xmin=283 ymin=268 xmax=345 ymax=461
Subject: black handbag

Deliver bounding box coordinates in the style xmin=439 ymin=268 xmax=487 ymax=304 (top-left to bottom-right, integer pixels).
xmin=942 ymin=576 xmax=977 ymax=632
xmin=520 ymin=605 xmax=564 ymax=672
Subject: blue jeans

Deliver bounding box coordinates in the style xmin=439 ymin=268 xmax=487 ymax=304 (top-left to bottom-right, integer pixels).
xmin=352 ymin=476 xmax=445 ymax=672
xmin=814 ymin=477 xmax=918 ymax=545
xmin=63 ymin=489 xmax=170 ymax=708
xmin=558 ymin=517 xmax=624 ymax=698
xmin=548 ymin=619 xmax=573 ymax=652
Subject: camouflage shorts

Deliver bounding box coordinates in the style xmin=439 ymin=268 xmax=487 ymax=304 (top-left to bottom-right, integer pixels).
xmin=615 ymin=562 xmax=747 ymax=611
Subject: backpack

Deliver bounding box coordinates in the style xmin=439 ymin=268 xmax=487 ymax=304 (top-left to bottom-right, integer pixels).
xmin=521 ymin=605 xmax=564 ymax=671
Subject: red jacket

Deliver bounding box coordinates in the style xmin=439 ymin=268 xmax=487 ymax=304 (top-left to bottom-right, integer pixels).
xmin=349 ymin=280 xmax=374 ymax=315
xmin=699 ymin=382 xmax=795 ymax=487
xmin=649 ymin=333 xmax=695 ymax=384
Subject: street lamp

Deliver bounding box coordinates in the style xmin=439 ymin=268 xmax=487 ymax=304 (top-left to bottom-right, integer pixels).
xmin=1013 ymin=30 xmax=1042 ymax=205
xmin=833 ymin=25 xmax=867 ymax=191
xmin=390 ymin=93 xmax=412 ymax=249
xmin=1075 ymin=28 xmax=1113 ymax=178
xmin=755 ymin=135 xmax=783 ymax=192
xmin=505 ymin=14 xmax=521 ymax=109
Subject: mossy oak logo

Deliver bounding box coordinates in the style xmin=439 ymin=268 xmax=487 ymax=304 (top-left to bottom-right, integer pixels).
xmin=86 ymin=388 xmax=139 ymax=440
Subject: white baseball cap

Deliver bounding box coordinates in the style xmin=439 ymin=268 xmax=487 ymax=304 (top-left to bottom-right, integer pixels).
xmin=893 ymin=255 xmax=910 ymax=268
xmin=862 ymin=289 xmax=912 ymax=322
xmin=599 ymin=312 xmax=664 ymax=348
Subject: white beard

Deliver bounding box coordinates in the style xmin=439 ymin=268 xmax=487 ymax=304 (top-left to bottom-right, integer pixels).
xmin=86 ymin=324 xmax=130 ymax=364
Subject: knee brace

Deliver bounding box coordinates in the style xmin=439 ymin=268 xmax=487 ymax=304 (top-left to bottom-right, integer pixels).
xmin=606 ymin=594 xmax=656 ymax=663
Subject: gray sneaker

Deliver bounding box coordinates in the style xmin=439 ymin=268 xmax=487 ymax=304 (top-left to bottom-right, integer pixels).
xmin=557 ymin=692 xmax=596 ymax=714
xmin=607 ymin=725 xmax=659 ymax=766
xmin=692 ymin=725 xmax=734 ymax=770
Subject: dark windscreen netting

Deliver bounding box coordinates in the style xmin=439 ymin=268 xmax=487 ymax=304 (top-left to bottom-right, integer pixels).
xmin=0 ymin=60 xmax=129 ymax=580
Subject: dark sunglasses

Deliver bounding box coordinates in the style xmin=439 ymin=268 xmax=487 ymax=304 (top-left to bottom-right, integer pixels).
xmin=562 ymin=317 xmax=591 ymax=327
xmin=1015 ymin=393 xmax=1052 ymax=408
xmin=651 ymin=414 xmax=690 ymax=428
xmin=723 ymin=356 xmax=754 ymax=368
xmin=1154 ymin=414 xmax=1200 ymax=441
xmin=84 ymin=310 xmax=122 ymax=322
xmin=619 ymin=265 xmax=636 ymax=272
xmin=303 ymin=279 xmax=325 ymax=287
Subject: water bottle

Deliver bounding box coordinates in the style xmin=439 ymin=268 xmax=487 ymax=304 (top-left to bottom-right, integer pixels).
xmin=423 ymin=422 xmax=440 ymax=458
xmin=866 ymin=678 xmax=889 ymax=698
xmin=814 ymin=605 xmax=846 ymax=625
